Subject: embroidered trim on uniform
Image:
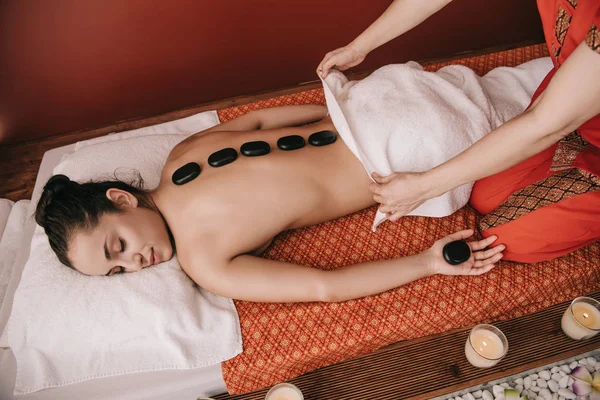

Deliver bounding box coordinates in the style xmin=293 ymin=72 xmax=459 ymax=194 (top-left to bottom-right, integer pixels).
xmin=550 ymin=131 xmax=589 ymax=171
xmin=566 ymin=0 xmax=578 ymax=8
xmin=555 ymin=7 xmax=572 ymax=46
xmin=479 ymin=168 xmax=600 ymax=231
xmin=586 ymin=23 xmax=600 ymax=53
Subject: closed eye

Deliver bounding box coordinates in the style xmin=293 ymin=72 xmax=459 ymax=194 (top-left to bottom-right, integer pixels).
xmin=106 ymin=266 xmax=124 ymax=276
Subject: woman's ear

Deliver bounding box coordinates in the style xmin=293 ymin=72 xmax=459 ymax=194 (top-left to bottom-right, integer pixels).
xmin=106 ymin=188 xmax=139 ymax=208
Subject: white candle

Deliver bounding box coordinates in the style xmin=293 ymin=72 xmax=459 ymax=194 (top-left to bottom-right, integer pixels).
xmin=465 ymin=324 xmax=508 ymax=368
xmin=561 ymin=297 xmax=600 ymax=340
xmin=265 ymin=383 xmax=304 ymax=400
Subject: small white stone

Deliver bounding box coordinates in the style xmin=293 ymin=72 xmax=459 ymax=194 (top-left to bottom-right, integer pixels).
xmin=537 ymin=379 xmax=548 ymax=388
xmin=515 ymin=378 xmax=524 ymax=385
xmin=530 ymin=373 xmax=540 ymax=380
xmin=465 ymin=394 xmax=476 ymax=400
xmin=587 ymin=357 xmax=597 ymax=366
xmin=558 ymin=396 xmax=565 ymax=400
xmin=524 ymin=376 xmax=532 ymax=389
xmin=456 ymin=396 xmax=464 ymax=400
xmin=531 ymin=379 xmax=538 ymax=387
xmin=559 ymin=375 xmax=569 ymax=388
xmin=535 ymin=396 xmax=544 ymax=400
xmin=558 ymin=370 xmax=567 ymax=377
xmin=551 ymin=373 xmax=561 ymax=382
xmin=567 ymin=377 xmax=574 ymax=387
xmin=557 ymin=388 xmax=576 ymax=399
xmin=568 ymin=361 xmax=578 ymax=369
xmin=500 ymin=383 xmax=510 ymax=389
xmin=551 ymin=366 xmax=561 ymax=373
xmin=539 ymin=370 xmax=551 ymax=380
xmin=539 ymin=388 xmax=552 ymax=400
xmin=578 ymin=358 xmax=588 ymax=365
xmin=473 ymin=390 xmax=483 ymax=398
xmin=493 ymin=385 xmax=505 ymax=397
xmin=482 ymin=390 xmax=493 ymax=400
xmin=494 ymin=395 xmax=504 ymax=400
xmin=561 ymin=365 xmax=571 ymax=373
xmin=586 ymin=364 xmax=595 ymax=373
xmin=548 ymin=379 xmax=559 ymax=393
xmin=515 ymin=384 xmax=523 ymax=393
xmin=530 ymin=386 xmax=541 ymax=393
xmin=552 ymin=393 xmax=558 ymax=400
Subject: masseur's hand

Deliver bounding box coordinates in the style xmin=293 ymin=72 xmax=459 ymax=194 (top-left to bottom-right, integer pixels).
xmin=425 ymin=230 xmax=504 ymax=277
xmin=370 ymin=171 xmax=430 ymax=220
xmin=317 ymin=43 xmax=367 ymax=78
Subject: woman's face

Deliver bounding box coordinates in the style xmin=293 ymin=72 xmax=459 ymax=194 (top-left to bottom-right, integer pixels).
xmin=68 ymin=189 xmax=174 ymax=276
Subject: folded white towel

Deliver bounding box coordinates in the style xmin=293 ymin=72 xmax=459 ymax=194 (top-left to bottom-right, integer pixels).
xmin=0 ymin=199 xmax=14 ymax=240
xmin=7 ymin=111 xmax=243 ymax=394
xmin=322 ymin=57 xmax=553 ymax=230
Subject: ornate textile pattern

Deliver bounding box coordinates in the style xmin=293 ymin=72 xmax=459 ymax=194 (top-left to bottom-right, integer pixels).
xmin=550 ymin=131 xmax=590 ymax=171
xmin=586 ymin=23 xmax=600 ymax=53
xmin=553 ymin=7 xmax=572 ymax=58
xmin=216 ymin=45 xmax=600 ymax=397
xmin=566 ymin=0 xmax=578 ymax=8
xmin=479 ymin=168 xmax=600 ymax=231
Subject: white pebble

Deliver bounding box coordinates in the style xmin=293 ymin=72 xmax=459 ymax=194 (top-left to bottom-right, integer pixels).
xmin=551 ymin=373 xmax=561 ymax=382
xmin=515 ymin=378 xmax=524 ymax=385
xmin=515 ymin=384 xmax=523 ymax=393
xmin=495 ymin=395 xmax=505 ymax=400
xmin=482 ymin=390 xmax=494 ymax=400
xmin=465 ymin=394 xmax=476 ymax=400
xmin=500 ymin=383 xmax=510 ymax=389
xmin=567 ymin=377 xmax=574 ymax=387
xmin=558 ymin=396 xmax=565 ymax=400
xmin=548 ymin=379 xmax=559 ymax=393
xmin=558 ymin=370 xmax=567 ymax=377
xmin=537 ymin=379 xmax=548 ymax=388
xmin=587 ymin=357 xmax=597 ymax=366
xmin=561 ymin=365 xmax=571 ymax=373
xmin=578 ymin=358 xmax=588 ymax=365
xmin=539 ymin=388 xmax=552 ymax=400
xmin=530 ymin=373 xmax=540 ymax=380
xmin=586 ymin=364 xmax=595 ymax=373
xmin=551 ymin=366 xmax=561 ymax=373
xmin=557 ymin=388 xmax=576 ymax=399
xmin=558 ymin=375 xmax=569 ymax=388
xmin=493 ymin=385 xmax=505 ymax=397
xmin=456 ymin=396 xmax=464 ymax=400
xmin=530 ymin=386 xmax=541 ymax=393
xmin=539 ymin=370 xmax=551 ymax=380
xmin=524 ymin=376 xmax=532 ymax=389
xmin=568 ymin=361 xmax=578 ymax=369
xmin=535 ymin=396 xmax=545 ymax=400
xmin=532 ymin=379 xmax=538 ymax=387
xmin=473 ymin=390 xmax=483 ymax=398
xmin=552 ymin=393 xmax=558 ymax=400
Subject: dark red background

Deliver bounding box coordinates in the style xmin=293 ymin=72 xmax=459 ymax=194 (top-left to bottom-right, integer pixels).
xmin=0 ymin=0 xmax=544 ymax=144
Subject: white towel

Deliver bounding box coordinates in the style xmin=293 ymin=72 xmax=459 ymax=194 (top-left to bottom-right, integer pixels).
xmin=0 ymin=200 xmax=30 ymax=346
xmin=322 ymin=57 xmax=553 ymax=230
xmin=7 ymin=111 xmax=243 ymax=394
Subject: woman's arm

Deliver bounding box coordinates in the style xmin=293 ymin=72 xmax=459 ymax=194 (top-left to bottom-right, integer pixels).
xmin=372 ymin=42 xmax=600 ymax=219
xmin=201 ymin=105 xmax=328 ymax=134
xmin=317 ymin=0 xmax=452 ymax=77
xmin=185 ymin=230 xmax=503 ymax=303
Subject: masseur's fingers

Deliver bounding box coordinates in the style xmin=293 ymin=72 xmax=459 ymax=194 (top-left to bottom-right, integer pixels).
xmin=472 ymin=252 xmax=503 ymax=268
xmin=369 ymin=182 xmax=383 ymax=196
xmin=467 ymin=262 xmax=497 ymax=275
xmin=467 ymin=235 xmax=498 ymax=252
xmin=371 ymin=172 xmax=394 ymax=184
xmin=443 ymin=229 xmax=475 ymax=243
xmin=473 ymin=244 xmax=505 ymax=261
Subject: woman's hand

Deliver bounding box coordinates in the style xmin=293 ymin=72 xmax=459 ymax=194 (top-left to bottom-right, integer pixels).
xmin=370 ymin=171 xmax=431 ymax=221
xmin=423 ymin=230 xmax=503 ymax=277
xmin=317 ymin=43 xmax=367 ymax=79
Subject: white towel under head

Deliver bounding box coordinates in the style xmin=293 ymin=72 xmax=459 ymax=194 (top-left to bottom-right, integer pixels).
xmin=322 ymin=57 xmax=553 ymax=230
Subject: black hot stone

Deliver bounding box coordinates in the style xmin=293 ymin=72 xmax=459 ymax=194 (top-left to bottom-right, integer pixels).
xmin=208 ymin=147 xmax=238 ymax=167
xmin=308 ymin=130 xmax=337 ymax=146
xmin=172 ymin=162 xmax=201 ymax=185
xmin=442 ymin=240 xmax=472 ymax=265
xmin=277 ymin=135 xmax=306 ymax=151
xmin=241 ymin=141 xmax=270 ymax=157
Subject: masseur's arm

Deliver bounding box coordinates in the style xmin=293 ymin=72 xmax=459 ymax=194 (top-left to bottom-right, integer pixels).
xmin=185 ymin=230 xmax=503 ymax=303
xmin=201 ymin=105 xmax=328 ymax=134
xmin=372 ymin=42 xmax=600 ymax=219
xmin=317 ymin=0 xmax=452 ymax=77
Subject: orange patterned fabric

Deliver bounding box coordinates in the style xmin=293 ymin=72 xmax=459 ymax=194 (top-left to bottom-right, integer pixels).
xmin=218 ymin=45 xmax=600 ymax=395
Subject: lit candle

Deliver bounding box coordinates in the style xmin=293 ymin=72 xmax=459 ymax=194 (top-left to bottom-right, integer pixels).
xmin=464 ymin=324 xmax=508 ymax=368
xmin=265 ymin=383 xmax=304 ymax=400
xmin=561 ymin=297 xmax=600 ymax=340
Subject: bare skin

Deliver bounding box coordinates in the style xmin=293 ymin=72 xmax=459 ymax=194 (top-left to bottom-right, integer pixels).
xmin=69 ymin=105 xmax=504 ymax=303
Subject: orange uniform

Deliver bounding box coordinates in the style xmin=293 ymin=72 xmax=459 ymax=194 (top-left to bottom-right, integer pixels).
xmin=470 ymin=0 xmax=600 ymax=263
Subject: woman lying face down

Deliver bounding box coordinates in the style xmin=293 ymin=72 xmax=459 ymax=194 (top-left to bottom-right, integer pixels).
xmin=35 ymin=105 xmax=504 ymax=303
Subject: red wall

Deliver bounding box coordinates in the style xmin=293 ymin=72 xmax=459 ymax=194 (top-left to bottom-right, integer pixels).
xmin=0 ymin=0 xmax=543 ymax=145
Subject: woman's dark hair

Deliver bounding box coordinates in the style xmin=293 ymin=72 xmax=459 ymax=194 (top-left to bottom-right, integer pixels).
xmin=35 ymin=174 xmax=153 ymax=268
